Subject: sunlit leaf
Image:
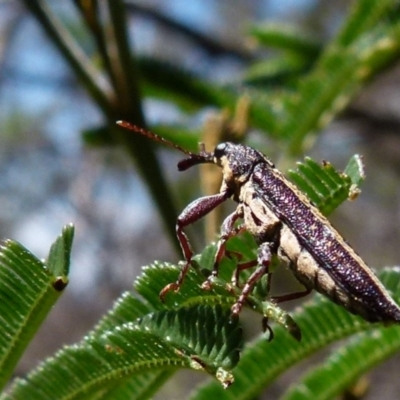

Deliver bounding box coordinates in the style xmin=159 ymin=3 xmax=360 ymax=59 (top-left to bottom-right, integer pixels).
xmin=46 ymin=223 xmax=74 ymax=283
xmin=5 ymin=305 xmax=242 ymax=399
xmin=134 ymin=261 xmax=235 ymax=312
xmin=0 ymin=225 xmax=73 ymax=390
xmin=282 ymin=325 xmax=400 ymax=400
xmin=288 ymin=155 xmax=364 ymax=215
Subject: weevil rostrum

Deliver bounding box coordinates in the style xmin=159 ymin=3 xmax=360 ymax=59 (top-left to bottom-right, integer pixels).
xmin=117 ymin=121 xmax=400 ymax=326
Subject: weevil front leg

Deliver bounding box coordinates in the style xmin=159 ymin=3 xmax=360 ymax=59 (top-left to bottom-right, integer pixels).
xmin=160 ymin=189 xmax=231 ymax=301
xmin=231 ymin=242 xmax=272 ymax=316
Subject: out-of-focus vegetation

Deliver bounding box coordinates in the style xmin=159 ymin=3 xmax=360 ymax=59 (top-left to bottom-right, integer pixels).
xmin=1 ymin=1 xmax=400 ymax=399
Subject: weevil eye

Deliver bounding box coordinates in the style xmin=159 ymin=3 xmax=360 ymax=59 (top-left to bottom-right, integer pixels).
xmin=214 ymin=142 xmax=227 ymax=159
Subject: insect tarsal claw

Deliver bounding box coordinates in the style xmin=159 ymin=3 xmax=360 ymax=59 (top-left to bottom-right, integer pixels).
xmin=159 ymin=282 xmax=180 ymax=302
xmin=261 ymin=318 xmax=275 ymax=342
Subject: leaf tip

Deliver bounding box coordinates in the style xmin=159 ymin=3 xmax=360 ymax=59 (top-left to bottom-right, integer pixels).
xmin=52 ymin=276 xmax=69 ymax=291
xmin=216 ymin=367 xmax=234 ymax=389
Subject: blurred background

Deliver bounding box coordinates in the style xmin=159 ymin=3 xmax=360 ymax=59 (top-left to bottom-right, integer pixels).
xmin=1 ymin=1 xmax=400 ymax=398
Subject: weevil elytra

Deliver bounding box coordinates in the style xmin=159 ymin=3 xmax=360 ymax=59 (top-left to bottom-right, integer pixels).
xmin=117 ymin=121 xmax=400 ymax=325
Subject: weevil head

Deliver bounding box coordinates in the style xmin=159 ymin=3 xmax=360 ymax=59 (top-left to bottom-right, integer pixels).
xmin=212 ymin=142 xmax=266 ymax=185
xmin=178 ymin=141 xmax=270 ymax=191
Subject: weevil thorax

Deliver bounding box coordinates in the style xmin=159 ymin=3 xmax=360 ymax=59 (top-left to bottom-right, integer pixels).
xmin=213 ymin=142 xmax=267 ymax=200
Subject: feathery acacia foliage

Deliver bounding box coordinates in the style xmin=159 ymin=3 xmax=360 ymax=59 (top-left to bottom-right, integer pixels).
xmin=3 ymin=1 xmax=400 ymax=399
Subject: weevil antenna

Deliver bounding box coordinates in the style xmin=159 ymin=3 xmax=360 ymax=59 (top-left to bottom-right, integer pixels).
xmin=117 ymin=120 xmax=195 ymax=156
xmin=116 ymin=120 xmax=214 ymax=170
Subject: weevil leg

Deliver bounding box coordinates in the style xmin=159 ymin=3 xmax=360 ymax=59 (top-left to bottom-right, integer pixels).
xmin=231 ymin=259 xmax=258 ymax=287
xmin=212 ymin=208 xmax=244 ymax=273
xmin=271 ymin=287 xmax=312 ymax=304
xmin=261 ymin=318 xmax=274 ymax=341
xmin=232 ymin=245 xmax=275 ymax=287
xmin=160 ymin=189 xmax=231 ymax=301
xmin=261 ymin=271 xmax=275 ymax=341
xmin=201 ymin=207 xmax=245 ymax=290
xmin=231 ymin=242 xmax=272 ymax=316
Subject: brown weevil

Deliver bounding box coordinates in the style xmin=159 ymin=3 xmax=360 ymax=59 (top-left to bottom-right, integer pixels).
xmin=117 ymin=121 xmax=400 ymax=326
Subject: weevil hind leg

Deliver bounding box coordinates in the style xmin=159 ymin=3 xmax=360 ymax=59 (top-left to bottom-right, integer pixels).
xmin=271 ymin=287 xmax=312 ymax=304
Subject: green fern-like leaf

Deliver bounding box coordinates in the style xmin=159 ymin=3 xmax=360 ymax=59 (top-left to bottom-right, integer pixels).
xmin=282 ymin=326 xmax=400 ymax=400
xmin=0 ymin=224 xmax=74 ymax=390
xmin=91 ymin=292 xmax=153 ymax=336
xmin=46 ymin=223 xmax=74 ymax=284
xmin=3 ymin=330 xmax=183 ymax=400
xmin=95 ymin=370 xmax=173 ymax=400
xmin=288 ymin=155 xmax=365 ymax=215
xmin=134 ymin=261 xmax=237 ymax=312
xmin=282 ymin=45 xmax=364 ymax=152
xmin=136 ymin=305 xmax=243 ymax=371
xmin=4 ymin=305 xmax=242 ymax=399
xmin=282 ymin=11 xmax=400 ymax=153
xmin=244 ymin=55 xmax=311 ymax=85
xmin=336 ymin=0 xmax=397 ymax=46
xmin=80 ymin=291 xmax=171 ymax=400
xmin=249 ymin=23 xmax=321 ymax=57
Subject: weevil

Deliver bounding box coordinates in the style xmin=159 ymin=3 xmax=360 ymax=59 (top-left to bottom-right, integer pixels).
xmin=117 ymin=120 xmax=400 ymax=325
